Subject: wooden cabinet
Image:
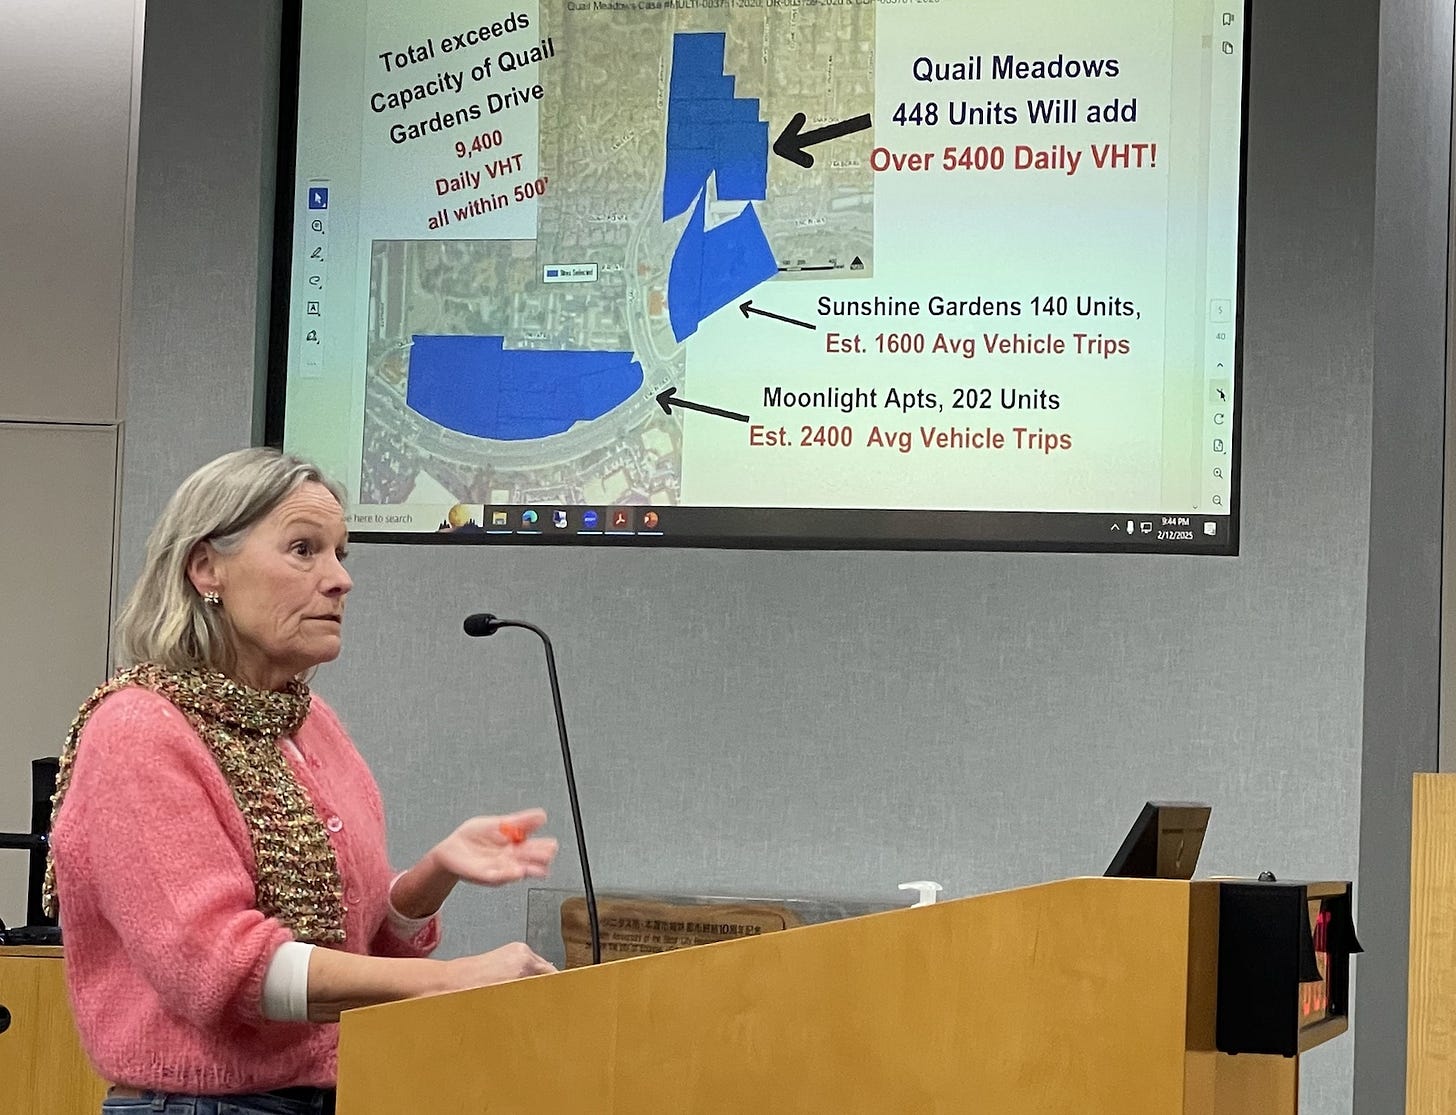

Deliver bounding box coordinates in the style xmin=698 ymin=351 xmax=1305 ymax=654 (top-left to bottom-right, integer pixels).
xmin=1408 ymin=773 xmax=1456 ymax=1112
xmin=0 ymin=947 xmax=106 ymax=1114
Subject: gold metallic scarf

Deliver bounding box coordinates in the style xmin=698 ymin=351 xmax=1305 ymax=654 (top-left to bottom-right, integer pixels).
xmin=43 ymin=664 xmax=347 ymax=945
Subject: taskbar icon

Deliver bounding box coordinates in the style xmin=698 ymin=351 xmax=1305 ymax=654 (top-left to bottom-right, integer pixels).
xmin=475 ymin=506 xmax=665 ymax=538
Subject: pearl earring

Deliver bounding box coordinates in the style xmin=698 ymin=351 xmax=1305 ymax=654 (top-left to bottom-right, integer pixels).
xmin=202 ymin=591 xmax=222 ymax=607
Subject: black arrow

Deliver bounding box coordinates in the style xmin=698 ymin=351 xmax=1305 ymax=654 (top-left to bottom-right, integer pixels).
xmin=773 ymin=111 xmax=873 ymax=169
xmin=656 ymin=387 xmax=750 ymax=423
xmin=739 ymin=300 xmax=816 ymax=331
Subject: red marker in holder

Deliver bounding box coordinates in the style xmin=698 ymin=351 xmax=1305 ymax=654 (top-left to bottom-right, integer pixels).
xmin=499 ymin=821 xmax=527 ymax=844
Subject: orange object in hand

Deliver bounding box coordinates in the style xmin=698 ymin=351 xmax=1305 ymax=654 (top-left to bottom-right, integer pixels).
xmin=499 ymin=822 xmax=527 ymax=844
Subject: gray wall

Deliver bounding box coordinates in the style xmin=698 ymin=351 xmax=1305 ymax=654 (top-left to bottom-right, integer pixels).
xmin=122 ymin=4 xmax=1390 ymax=1112
xmin=120 ymin=1 xmax=280 ymax=584
xmin=1356 ymin=0 xmax=1454 ymax=1110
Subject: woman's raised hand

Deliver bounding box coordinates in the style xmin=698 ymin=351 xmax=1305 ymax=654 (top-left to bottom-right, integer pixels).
xmin=429 ymin=808 xmax=558 ymax=887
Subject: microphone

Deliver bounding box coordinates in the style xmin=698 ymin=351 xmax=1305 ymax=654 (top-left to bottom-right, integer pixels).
xmin=463 ymin=612 xmax=601 ymax=965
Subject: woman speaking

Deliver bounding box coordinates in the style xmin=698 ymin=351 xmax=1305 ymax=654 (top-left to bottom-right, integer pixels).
xmin=46 ymin=448 xmax=557 ymax=1114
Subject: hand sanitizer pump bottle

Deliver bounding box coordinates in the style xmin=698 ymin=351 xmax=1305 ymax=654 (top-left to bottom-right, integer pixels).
xmin=898 ymin=881 xmax=943 ymax=907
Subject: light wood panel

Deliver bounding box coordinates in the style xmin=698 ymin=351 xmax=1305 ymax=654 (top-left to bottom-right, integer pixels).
xmin=0 ymin=948 xmax=106 ymax=1114
xmin=339 ymin=877 xmax=1307 ymax=1115
xmin=1407 ymin=773 xmax=1456 ymax=1112
xmin=0 ymin=425 xmax=118 ymax=931
xmin=0 ymin=0 xmax=143 ymax=423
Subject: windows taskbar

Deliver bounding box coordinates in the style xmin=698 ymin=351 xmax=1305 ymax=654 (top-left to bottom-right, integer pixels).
xmin=355 ymin=507 xmax=1238 ymax=554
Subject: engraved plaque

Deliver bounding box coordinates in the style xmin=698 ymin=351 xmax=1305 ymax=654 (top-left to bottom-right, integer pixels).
xmin=560 ymin=896 xmax=802 ymax=968
xmin=527 ymin=888 xmax=900 ymax=969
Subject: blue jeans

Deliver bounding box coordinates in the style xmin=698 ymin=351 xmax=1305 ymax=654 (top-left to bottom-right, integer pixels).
xmin=100 ymin=1089 xmax=335 ymax=1115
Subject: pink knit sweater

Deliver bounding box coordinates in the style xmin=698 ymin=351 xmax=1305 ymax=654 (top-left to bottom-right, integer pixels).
xmin=50 ymin=687 xmax=440 ymax=1093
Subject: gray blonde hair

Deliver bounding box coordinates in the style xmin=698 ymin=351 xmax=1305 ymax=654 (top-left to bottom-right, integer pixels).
xmin=115 ymin=447 xmax=347 ymax=674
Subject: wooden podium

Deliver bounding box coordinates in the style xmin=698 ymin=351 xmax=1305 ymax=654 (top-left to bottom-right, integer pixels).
xmin=338 ymin=877 xmax=1353 ymax=1115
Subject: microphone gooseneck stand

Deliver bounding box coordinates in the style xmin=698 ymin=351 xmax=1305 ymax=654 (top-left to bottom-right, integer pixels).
xmin=464 ymin=613 xmax=601 ymax=965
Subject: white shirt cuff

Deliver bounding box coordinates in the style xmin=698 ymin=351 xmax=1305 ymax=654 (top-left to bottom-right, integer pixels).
xmin=387 ymin=870 xmax=438 ymax=938
xmin=261 ymin=941 xmax=315 ymax=1022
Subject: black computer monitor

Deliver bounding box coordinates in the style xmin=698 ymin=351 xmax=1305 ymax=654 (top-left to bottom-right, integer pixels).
xmin=27 ymin=757 xmax=58 ymax=927
xmin=1105 ymin=801 xmax=1212 ymax=880
xmin=0 ymin=758 xmax=61 ymax=944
